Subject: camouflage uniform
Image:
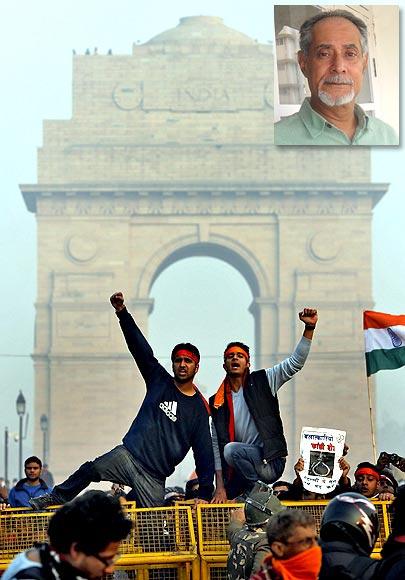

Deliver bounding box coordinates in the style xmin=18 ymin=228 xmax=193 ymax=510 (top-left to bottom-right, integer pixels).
xmin=227 ymin=521 xmax=270 ymax=580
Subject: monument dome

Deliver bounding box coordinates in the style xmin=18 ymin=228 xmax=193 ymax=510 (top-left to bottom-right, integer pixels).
xmin=146 ymin=15 xmax=256 ymax=46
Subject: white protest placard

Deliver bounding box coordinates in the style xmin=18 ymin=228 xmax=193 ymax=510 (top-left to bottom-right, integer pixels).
xmin=300 ymin=426 xmax=346 ymax=495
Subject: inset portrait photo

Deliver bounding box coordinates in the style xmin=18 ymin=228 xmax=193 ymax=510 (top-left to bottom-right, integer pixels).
xmin=274 ymin=5 xmax=399 ymax=146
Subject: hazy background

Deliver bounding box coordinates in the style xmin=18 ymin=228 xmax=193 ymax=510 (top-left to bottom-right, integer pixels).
xmin=1 ymin=0 xmax=404 ymax=483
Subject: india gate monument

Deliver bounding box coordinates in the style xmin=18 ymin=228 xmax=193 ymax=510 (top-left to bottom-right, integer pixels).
xmin=21 ymin=16 xmax=387 ymax=481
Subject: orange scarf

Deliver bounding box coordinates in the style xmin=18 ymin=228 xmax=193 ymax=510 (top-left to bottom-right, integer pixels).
xmin=212 ymin=366 xmax=250 ymax=445
xmin=212 ymin=378 xmax=235 ymax=441
xmin=212 ymin=377 xmax=232 ymax=408
xmin=266 ymin=546 xmax=322 ymax=580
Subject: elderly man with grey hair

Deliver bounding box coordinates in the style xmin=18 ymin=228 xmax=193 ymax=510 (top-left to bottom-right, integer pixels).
xmin=275 ymin=9 xmax=398 ymax=146
xmin=251 ymin=510 xmax=322 ymax=579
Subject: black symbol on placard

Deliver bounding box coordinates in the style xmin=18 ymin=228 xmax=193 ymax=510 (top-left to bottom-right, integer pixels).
xmin=309 ymin=451 xmax=335 ymax=478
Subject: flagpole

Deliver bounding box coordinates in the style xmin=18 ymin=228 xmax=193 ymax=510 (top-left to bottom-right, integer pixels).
xmin=367 ymin=376 xmax=377 ymax=463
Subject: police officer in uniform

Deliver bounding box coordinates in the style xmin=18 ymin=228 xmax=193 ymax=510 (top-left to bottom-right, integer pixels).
xmin=227 ymin=482 xmax=284 ymax=580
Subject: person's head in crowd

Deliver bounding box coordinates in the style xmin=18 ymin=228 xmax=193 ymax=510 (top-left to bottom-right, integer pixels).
xmin=163 ymin=486 xmax=185 ymax=506
xmin=320 ymin=492 xmax=379 ymax=555
xmin=170 ymin=343 xmax=200 ymax=384
xmin=0 ymin=477 xmax=7 ymax=501
xmin=388 ymin=484 xmax=405 ymax=536
xmin=24 ymin=456 xmax=43 ymax=485
xmin=48 ymin=490 xmax=132 ymax=579
xmin=272 ymin=481 xmax=294 ymax=499
xmin=379 ymin=468 xmax=398 ymax=496
xmin=298 ymin=10 xmax=368 ymax=111
xmin=302 ymin=490 xmax=325 ymax=501
xmin=354 ymin=462 xmax=380 ymax=498
xmin=244 ymin=482 xmax=284 ymax=527
xmin=109 ymin=483 xmax=127 ymax=503
xmin=185 ymin=477 xmax=199 ymax=500
xmin=380 ymin=484 xmax=405 ymax=572
xmin=267 ymin=509 xmax=319 ymax=560
xmin=222 ymin=341 xmax=251 ymax=381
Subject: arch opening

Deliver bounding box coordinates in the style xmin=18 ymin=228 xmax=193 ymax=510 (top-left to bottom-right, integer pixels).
xmin=149 ymin=254 xmax=256 ymax=487
xmin=149 ymin=242 xmax=261 ymax=298
xmin=149 ymin=255 xmax=256 ymax=394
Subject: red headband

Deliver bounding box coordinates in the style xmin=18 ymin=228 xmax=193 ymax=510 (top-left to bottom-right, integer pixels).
xmin=173 ymin=349 xmax=199 ymax=364
xmin=224 ymin=346 xmax=250 ymax=361
xmin=355 ymin=467 xmax=380 ymax=481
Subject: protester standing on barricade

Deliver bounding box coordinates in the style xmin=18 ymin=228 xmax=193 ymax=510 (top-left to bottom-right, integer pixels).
xmin=251 ymin=509 xmax=321 ymax=580
xmin=30 ymin=292 xmax=214 ymax=509
xmin=319 ymin=492 xmax=380 ymax=579
xmin=2 ymin=491 xmax=131 ymax=580
xmin=8 ymin=456 xmax=52 ymax=507
xmin=210 ymin=309 xmax=318 ymax=501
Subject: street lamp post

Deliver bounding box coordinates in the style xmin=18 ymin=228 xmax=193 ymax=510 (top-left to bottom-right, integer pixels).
xmin=40 ymin=414 xmax=48 ymax=464
xmin=16 ymin=391 xmax=26 ymax=480
xmin=4 ymin=427 xmax=8 ymax=485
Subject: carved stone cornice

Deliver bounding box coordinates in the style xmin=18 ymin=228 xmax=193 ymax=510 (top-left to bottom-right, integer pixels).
xmin=20 ymin=182 xmax=388 ymax=214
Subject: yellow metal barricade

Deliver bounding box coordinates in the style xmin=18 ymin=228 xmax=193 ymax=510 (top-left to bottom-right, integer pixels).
xmin=0 ymin=506 xmax=55 ymax=564
xmin=123 ymin=506 xmax=196 ymax=559
xmin=0 ymin=499 xmax=394 ymax=580
xmin=196 ymin=503 xmax=243 ymax=580
xmin=106 ymin=565 xmax=196 ymax=579
xmin=100 ymin=505 xmax=199 ymax=578
xmin=196 ymin=503 xmax=244 ymax=556
xmin=0 ymin=504 xmax=198 ymax=579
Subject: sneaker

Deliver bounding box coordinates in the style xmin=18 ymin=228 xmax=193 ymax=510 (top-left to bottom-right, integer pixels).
xmin=29 ymin=493 xmax=64 ymax=510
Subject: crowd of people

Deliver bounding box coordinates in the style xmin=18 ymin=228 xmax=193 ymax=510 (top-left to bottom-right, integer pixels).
xmin=227 ymin=465 xmax=404 ymax=579
xmin=1 ymin=291 xmax=404 ymax=578
xmin=1 ymin=473 xmax=404 ymax=579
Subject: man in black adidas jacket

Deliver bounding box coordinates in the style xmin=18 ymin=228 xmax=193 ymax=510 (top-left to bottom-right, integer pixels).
xmin=30 ymin=292 xmax=214 ymax=509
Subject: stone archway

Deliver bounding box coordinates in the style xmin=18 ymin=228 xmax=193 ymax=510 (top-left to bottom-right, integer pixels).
xmin=21 ymin=15 xmax=388 ymax=480
xmin=146 ymin=240 xmax=263 ymax=298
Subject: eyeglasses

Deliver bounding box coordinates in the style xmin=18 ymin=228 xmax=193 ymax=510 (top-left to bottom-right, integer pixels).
xmin=282 ymin=536 xmax=319 ymax=550
xmin=91 ymin=552 xmax=120 ymax=567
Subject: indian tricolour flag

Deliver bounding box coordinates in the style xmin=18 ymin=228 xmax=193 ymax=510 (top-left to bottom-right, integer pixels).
xmin=364 ymin=310 xmax=405 ymax=376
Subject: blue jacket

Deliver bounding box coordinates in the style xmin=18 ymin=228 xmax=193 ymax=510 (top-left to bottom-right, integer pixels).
xmin=117 ymin=308 xmax=214 ymax=501
xmin=8 ymin=478 xmax=52 ymax=507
